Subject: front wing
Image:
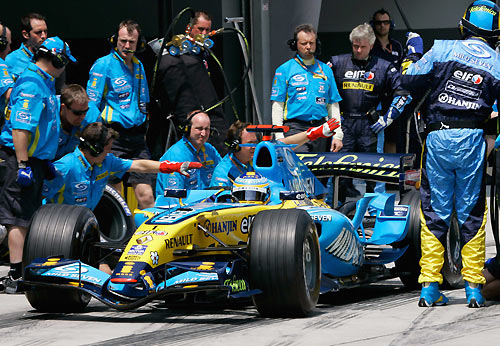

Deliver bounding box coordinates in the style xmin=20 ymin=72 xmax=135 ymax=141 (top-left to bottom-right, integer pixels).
xmin=23 ymin=257 xmax=260 ymax=310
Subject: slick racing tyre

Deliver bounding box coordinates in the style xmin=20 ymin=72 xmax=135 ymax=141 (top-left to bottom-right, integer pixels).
xmin=93 ymin=185 xmax=135 ymax=242
xmin=249 ymin=209 xmax=320 ymax=317
xmin=441 ymin=213 xmax=462 ymax=289
xmin=395 ymin=190 xmax=421 ymax=289
xmin=23 ymin=204 xmax=100 ymax=312
xmin=395 ymin=190 xmax=463 ymax=289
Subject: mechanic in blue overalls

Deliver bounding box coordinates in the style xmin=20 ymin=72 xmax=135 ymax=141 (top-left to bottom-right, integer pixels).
xmin=44 ymin=122 xmax=201 ymax=212
xmin=327 ymin=23 xmax=411 ymax=202
xmin=54 ymin=84 xmax=99 ymax=160
xmin=5 ymin=13 xmax=47 ymax=80
xmin=87 ymin=20 xmax=153 ymax=209
xmin=402 ymin=0 xmax=500 ymax=308
xmin=0 ymin=22 xmax=14 ymax=128
xmin=156 ymin=110 xmax=222 ymax=195
xmin=210 ymin=119 xmax=341 ymax=187
xmin=0 ymin=37 xmax=75 ymax=293
xmin=271 ymin=24 xmax=343 ymax=153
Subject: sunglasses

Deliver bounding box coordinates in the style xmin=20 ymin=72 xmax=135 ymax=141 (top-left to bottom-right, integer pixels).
xmin=374 ymin=20 xmax=391 ymax=25
xmin=67 ymin=106 xmax=89 ymax=116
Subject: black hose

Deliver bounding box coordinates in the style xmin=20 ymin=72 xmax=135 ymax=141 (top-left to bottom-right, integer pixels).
xmin=393 ymin=0 xmax=413 ymax=31
xmin=151 ymin=7 xmax=195 ymax=94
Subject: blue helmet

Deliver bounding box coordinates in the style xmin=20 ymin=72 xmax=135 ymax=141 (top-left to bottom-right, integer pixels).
xmin=459 ymin=0 xmax=500 ymax=43
xmin=232 ymin=172 xmax=270 ymax=204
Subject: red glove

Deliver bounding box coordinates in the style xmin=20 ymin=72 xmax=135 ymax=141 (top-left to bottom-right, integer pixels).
xmin=159 ymin=161 xmax=203 ymax=177
xmin=306 ymin=118 xmax=341 ymax=141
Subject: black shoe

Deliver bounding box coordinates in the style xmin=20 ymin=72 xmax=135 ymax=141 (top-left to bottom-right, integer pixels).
xmin=0 ymin=275 xmax=24 ymax=294
xmin=345 ymin=186 xmax=361 ymax=198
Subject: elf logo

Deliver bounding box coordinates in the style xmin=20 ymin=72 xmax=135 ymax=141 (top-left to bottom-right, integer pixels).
xmin=453 ymin=70 xmax=483 ymax=85
xmin=344 ymin=70 xmax=375 ymax=80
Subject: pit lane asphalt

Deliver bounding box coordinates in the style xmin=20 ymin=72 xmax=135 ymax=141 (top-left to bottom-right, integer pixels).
xmin=1 ymin=200 xmax=500 ymax=345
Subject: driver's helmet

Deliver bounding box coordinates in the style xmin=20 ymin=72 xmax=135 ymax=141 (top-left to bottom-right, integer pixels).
xmin=459 ymin=0 xmax=500 ymax=44
xmin=232 ymin=172 xmax=270 ymax=204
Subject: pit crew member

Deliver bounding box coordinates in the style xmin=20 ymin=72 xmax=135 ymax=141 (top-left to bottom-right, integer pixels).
xmin=327 ymin=23 xmax=411 ymax=201
xmin=0 ymin=37 xmax=75 ymax=293
xmin=5 ymin=13 xmax=47 ymax=80
xmin=44 ymin=122 xmax=202 ymax=211
xmin=370 ymin=8 xmax=404 ymax=68
xmin=401 ymin=0 xmax=500 ymax=308
xmin=156 ymin=110 xmax=221 ymax=195
xmin=210 ymin=118 xmax=340 ymax=187
xmin=86 ymin=20 xmax=154 ymax=209
xmin=271 ymin=23 xmax=343 ymax=152
xmin=150 ymin=10 xmax=229 ymax=156
xmin=55 ymin=84 xmax=98 ymax=160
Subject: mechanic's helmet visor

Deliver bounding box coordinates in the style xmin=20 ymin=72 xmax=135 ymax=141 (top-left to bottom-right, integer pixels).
xmin=232 ymin=186 xmax=269 ymax=203
xmin=460 ymin=0 xmax=500 ymax=42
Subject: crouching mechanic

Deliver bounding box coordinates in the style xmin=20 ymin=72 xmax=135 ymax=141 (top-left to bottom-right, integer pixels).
xmin=211 ymin=118 xmax=340 ymax=187
xmin=55 ymin=84 xmax=98 ymax=160
xmin=44 ymin=122 xmax=202 ymax=211
xmin=401 ymin=0 xmax=500 ymax=308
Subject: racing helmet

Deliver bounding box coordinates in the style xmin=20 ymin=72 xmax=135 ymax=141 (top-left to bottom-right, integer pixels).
xmin=459 ymin=0 xmax=500 ymax=44
xmin=232 ymin=172 xmax=270 ymax=204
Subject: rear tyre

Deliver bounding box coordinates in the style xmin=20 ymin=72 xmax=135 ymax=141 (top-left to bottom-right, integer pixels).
xmin=395 ymin=190 xmax=463 ymax=289
xmin=249 ymin=209 xmax=320 ymax=317
xmin=395 ymin=190 xmax=422 ymax=290
xmin=441 ymin=214 xmax=463 ymax=289
xmin=23 ymin=204 xmax=100 ymax=312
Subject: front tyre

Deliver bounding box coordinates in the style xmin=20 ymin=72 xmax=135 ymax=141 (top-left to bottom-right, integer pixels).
xmin=23 ymin=204 xmax=100 ymax=312
xmin=249 ymin=209 xmax=320 ymax=317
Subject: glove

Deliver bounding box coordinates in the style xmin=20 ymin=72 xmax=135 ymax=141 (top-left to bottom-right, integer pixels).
xmin=495 ymin=134 xmax=500 ymax=149
xmin=159 ymin=161 xmax=203 ymax=178
xmin=44 ymin=160 xmax=57 ymax=180
xmin=406 ymin=32 xmax=423 ymax=55
xmin=306 ymin=118 xmax=341 ymax=141
xmin=370 ymin=114 xmax=393 ymax=134
xmin=17 ymin=165 xmax=33 ymax=187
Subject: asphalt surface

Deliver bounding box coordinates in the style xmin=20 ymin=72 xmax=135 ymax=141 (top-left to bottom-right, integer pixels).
xmin=1 ymin=197 xmax=500 ymax=345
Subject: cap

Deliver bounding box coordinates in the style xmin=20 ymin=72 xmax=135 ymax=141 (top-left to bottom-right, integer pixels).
xmin=40 ymin=36 xmax=77 ymax=63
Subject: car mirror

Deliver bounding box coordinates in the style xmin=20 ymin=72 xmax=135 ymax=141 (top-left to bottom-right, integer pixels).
xmin=279 ymin=191 xmax=306 ymax=200
xmin=164 ymin=189 xmax=187 ymax=198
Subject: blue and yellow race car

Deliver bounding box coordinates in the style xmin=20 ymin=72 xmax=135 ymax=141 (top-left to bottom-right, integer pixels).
xmin=21 ymin=128 xmax=461 ymax=317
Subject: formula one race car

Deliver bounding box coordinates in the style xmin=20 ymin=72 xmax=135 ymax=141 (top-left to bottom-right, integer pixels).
xmin=21 ymin=127 xmax=461 ymax=317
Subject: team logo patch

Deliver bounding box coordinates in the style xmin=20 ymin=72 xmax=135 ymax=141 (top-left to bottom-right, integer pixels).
xmin=15 ymin=111 xmax=30 ymax=124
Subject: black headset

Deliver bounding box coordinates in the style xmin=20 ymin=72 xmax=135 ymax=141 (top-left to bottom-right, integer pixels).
xmin=79 ymin=126 xmax=109 ymax=157
xmin=181 ymin=109 xmax=205 ymax=136
xmin=0 ymin=22 xmax=7 ymax=52
xmin=36 ymin=40 xmax=69 ymax=69
xmin=109 ymin=21 xmax=147 ymax=53
xmin=287 ymin=25 xmax=321 ymax=55
xmin=224 ymin=129 xmax=242 ymax=152
xmin=370 ymin=8 xmax=395 ymax=30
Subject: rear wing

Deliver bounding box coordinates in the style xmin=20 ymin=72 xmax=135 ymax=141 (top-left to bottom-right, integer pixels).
xmin=297 ymin=152 xmax=418 ymax=206
xmin=297 ymin=152 xmax=416 ymax=183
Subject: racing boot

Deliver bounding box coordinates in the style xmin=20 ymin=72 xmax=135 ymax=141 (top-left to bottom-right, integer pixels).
xmin=465 ymin=281 xmax=485 ymax=308
xmin=418 ymin=282 xmax=449 ymax=307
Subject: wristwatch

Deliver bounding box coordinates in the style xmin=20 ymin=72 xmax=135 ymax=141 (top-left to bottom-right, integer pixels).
xmin=18 ymin=160 xmax=29 ymax=169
